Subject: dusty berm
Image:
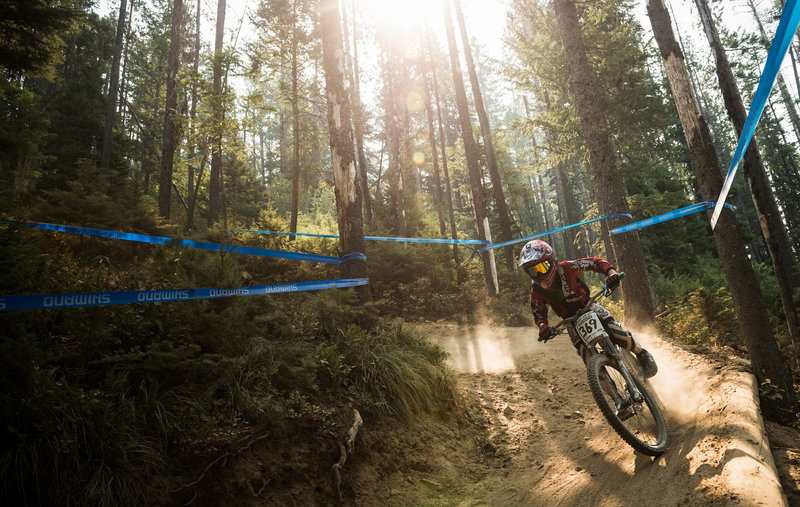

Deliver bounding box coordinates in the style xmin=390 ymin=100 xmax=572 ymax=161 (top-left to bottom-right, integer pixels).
xmin=343 ymin=324 xmax=793 ymax=506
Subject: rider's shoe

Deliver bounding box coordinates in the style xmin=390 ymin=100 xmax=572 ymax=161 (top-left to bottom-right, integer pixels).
xmin=636 ymin=349 xmax=658 ymax=378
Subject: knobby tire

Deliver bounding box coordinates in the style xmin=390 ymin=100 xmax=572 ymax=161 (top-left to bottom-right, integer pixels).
xmin=587 ymin=354 xmax=670 ymax=456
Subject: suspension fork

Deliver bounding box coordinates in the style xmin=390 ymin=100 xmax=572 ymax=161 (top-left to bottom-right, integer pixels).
xmin=599 ymin=336 xmax=644 ymax=404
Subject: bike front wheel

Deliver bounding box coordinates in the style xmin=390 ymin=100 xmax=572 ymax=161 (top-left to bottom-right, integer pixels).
xmin=587 ymin=354 xmax=670 ymax=456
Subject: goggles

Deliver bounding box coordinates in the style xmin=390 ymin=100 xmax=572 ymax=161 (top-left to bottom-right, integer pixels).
xmin=524 ymin=260 xmax=551 ymax=279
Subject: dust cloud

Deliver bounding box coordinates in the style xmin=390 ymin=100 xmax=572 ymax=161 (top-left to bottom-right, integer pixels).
xmin=630 ymin=328 xmax=711 ymax=425
xmin=430 ymin=320 xmax=712 ymax=426
xmin=431 ymin=324 xmax=537 ymax=373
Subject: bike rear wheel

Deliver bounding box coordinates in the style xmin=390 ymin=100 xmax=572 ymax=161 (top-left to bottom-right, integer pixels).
xmin=587 ymin=354 xmax=670 ymax=456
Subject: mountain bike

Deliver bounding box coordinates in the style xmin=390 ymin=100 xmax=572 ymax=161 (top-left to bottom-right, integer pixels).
xmin=550 ymin=273 xmax=671 ymax=456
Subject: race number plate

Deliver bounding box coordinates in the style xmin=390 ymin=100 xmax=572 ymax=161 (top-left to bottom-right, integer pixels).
xmin=576 ymin=311 xmax=606 ymax=344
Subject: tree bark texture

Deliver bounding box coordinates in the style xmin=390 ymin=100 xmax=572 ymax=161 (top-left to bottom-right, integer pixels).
xmin=319 ymin=0 xmax=369 ymax=301
xmin=443 ymin=0 xmax=498 ymax=295
xmin=452 ymin=0 xmax=514 ymax=270
xmin=647 ymin=0 xmax=795 ymax=413
xmin=208 ymin=0 xmax=226 ymax=225
xmin=159 ymin=0 xmax=183 ymax=219
xmin=344 ymin=0 xmax=372 ymax=227
xmin=554 ymin=0 xmax=656 ymax=326
xmin=101 ymin=0 xmax=128 ymax=186
xmin=695 ymin=0 xmax=800 ymax=353
xmin=290 ymin=0 xmax=300 ymax=237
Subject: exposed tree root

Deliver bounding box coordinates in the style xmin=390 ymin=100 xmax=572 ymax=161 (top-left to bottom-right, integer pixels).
xmin=332 ymin=409 xmax=363 ymax=501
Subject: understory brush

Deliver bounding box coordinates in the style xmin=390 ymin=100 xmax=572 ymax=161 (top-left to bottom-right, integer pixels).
xmin=0 ymin=226 xmax=459 ymax=506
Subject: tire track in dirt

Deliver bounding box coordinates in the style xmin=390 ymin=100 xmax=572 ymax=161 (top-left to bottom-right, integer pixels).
xmin=354 ymin=324 xmax=787 ymax=506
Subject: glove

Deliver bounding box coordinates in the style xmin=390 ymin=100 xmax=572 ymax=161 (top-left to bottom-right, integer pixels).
xmin=606 ymin=273 xmax=621 ymax=289
xmin=538 ymin=326 xmax=557 ymax=342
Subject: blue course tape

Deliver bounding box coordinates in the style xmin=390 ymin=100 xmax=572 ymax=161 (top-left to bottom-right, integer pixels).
xmin=232 ymin=228 xmax=490 ymax=246
xmin=6 ymin=221 xmax=363 ymax=264
xmin=0 ymin=278 xmax=370 ymax=312
xmin=711 ymin=0 xmax=800 ymax=229
xmin=482 ymin=213 xmax=632 ymax=251
xmin=610 ymin=201 xmax=734 ymax=235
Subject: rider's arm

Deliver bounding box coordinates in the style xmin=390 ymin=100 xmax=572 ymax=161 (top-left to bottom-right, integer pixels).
xmin=530 ymin=291 xmax=549 ymax=328
xmin=568 ymin=257 xmax=617 ymax=276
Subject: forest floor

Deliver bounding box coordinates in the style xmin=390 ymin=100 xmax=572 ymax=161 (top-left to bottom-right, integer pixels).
xmin=344 ymin=323 xmax=799 ymax=506
xmin=193 ymin=323 xmax=800 ymax=506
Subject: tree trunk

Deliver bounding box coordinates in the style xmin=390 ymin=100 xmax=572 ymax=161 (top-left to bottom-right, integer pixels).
xmin=430 ymin=45 xmax=463 ymax=282
xmin=383 ymin=49 xmax=407 ymax=236
xmin=118 ymin=0 xmax=135 ymax=119
xmin=452 ymin=0 xmax=514 ymax=270
xmin=290 ymin=0 xmax=300 ymax=237
xmin=186 ymin=0 xmax=201 ymax=231
xmin=540 ymin=90 xmax=577 ymax=259
xmin=537 ymin=173 xmax=555 ymax=245
xmin=670 ymin=1 xmax=766 ymax=263
xmin=521 ymin=95 xmax=548 ymax=236
xmin=344 ymin=0 xmax=372 ymax=227
xmin=159 ymin=0 xmax=183 ymax=220
xmin=101 ymin=0 xmax=128 ymax=187
xmin=554 ymin=0 xmax=655 ymax=326
xmin=443 ymin=0 xmax=498 ymax=295
xmin=319 ymin=0 xmax=369 ymax=302
xmin=647 ymin=0 xmax=796 ymax=415
xmin=696 ymin=0 xmax=800 ymax=354
xmin=208 ymin=0 xmax=225 ymax=225
xmin=422 ymin=44 xmax=446 ymax=237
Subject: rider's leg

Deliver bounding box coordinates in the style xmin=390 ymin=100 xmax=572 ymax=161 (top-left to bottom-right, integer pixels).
xmin=568 ymin=328 xmax=591 ymax=365
xmin=591 ymin=303 xmax=657 ymax=378
xmin=602 ymin=317 xmax=658 ymax=378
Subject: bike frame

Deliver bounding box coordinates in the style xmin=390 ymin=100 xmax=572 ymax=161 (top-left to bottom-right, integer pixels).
xmin=550 ymin=277 xmax=644 ymax=406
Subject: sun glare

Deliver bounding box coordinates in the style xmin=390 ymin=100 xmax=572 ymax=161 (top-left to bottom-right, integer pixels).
xmin=366 ymin=0 xmax=442 ymax=33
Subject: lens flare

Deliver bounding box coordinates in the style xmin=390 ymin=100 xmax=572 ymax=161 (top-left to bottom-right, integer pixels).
xmin=413 ymin=151 xmax=426 ymax=166
xmin=404 ymin=89 xmax=424 ymax=112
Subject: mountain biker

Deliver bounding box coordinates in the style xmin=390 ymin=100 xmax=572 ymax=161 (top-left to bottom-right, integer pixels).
xmin=519 ymin=239 xmax=657 ymax=378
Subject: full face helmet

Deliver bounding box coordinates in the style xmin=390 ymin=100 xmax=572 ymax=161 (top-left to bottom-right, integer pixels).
xmin=519 ymin=240 xmax=558 ymax=288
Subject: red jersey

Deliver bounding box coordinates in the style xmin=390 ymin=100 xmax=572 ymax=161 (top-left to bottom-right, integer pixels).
xmin=530 ymin=257 xmax=615 ymax=327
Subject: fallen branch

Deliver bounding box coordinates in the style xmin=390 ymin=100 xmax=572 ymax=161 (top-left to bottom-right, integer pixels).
xmin=332 ymin=409 xmax=363 ymax=502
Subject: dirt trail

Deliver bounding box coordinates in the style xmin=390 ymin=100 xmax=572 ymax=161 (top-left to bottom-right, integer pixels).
xmin=350 ymin=324 xmax=790 ymax=506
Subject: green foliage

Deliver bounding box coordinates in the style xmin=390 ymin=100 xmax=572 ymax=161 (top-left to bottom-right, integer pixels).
xmin=0 ymin=226 xmax=459 ymax=504
xmin=656 ymin=287 xmax=742 ymax=347
xmin=0 ymin=0 xmax=83 ymax=79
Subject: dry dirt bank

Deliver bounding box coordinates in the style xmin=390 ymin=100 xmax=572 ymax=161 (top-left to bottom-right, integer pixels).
xmin=345 ymin=324 xmax=797 ymax=506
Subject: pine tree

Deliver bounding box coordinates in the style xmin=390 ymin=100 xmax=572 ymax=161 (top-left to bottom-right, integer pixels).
xmin=695 ymin=0 xmax=800 ymax=354
xmin=646 ymin=0 xmax=796 ymax=416
xmin=443 ymin=0 xmax=498 ymax=295
xmin=553 ymin=0 xmax=656 ymax=326
xmin=452 ymin=0 xmax=514 ymax=269
xmin=208 ymin=0 xmax=226 ymax=225
xmin=319 ymin=0 xmax=368 ymax=302
xmin=101 ymin=0 xmax=128 ymax=187
xmin=158 ymin=0 xmax=184 ymax=219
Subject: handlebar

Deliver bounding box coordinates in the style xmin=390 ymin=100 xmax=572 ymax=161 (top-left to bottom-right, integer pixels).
xmin=550 ymin=272 xmax=625 ymax=334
